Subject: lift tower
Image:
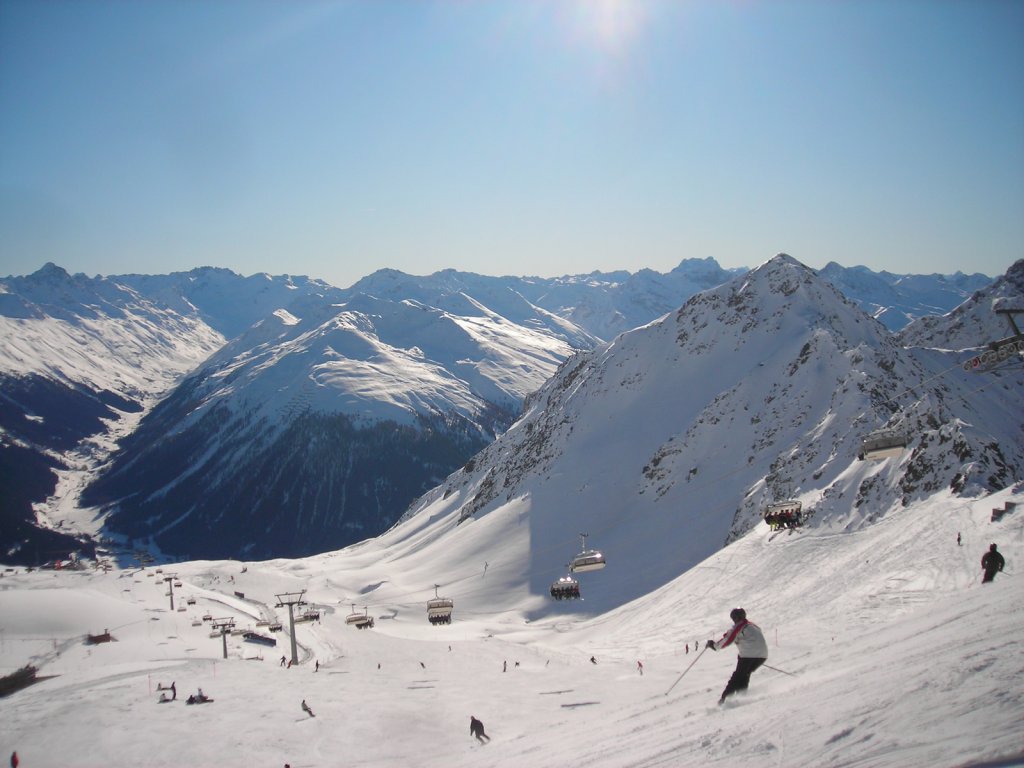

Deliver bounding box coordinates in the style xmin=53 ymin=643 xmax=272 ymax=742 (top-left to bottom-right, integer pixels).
xmin=275 ymin=590 xmax=307 ymax=666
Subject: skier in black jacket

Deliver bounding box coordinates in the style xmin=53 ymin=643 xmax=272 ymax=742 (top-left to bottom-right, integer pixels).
xmin=981 ymin=544 xmax=1005 ymax=583
xmin=470 ymin=715 xmax=490 ymax=743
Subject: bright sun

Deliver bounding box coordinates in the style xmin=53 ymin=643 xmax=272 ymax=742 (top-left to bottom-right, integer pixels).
xmin=566 ymin=0 xmax=647 ymax=56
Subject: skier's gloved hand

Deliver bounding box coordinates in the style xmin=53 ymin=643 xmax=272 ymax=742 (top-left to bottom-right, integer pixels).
xmin=705 ymin=639 xmax=715 ymax=650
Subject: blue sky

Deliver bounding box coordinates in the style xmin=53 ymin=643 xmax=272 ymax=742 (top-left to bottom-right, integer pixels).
xmin=1 ymin=0 xmax=1022 ymax=288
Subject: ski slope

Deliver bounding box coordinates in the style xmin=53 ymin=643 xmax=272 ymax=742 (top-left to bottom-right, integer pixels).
xmin=1 ymin=484 xmax=1021 ymax=767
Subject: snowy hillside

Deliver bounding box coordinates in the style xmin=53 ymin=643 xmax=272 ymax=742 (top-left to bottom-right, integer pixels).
xmin=80 ymin=287 xmax=585 ymax=561
xmin=0 ymin=265 xmax=344 ymax=566
xmin=0 ymin=263 xmax=224 ymax=398
xmin=1 ymin=481 xmax=1020 ymax=768
xmin=396 ymin=254 xmax=1024 ymax=615
xmin=0 ymin=265 xmax=225 ymax=565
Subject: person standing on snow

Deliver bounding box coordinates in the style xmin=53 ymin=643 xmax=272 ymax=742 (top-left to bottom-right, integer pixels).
xmin=981 ymin=544 xmax=1005 ymax=583
xmin=706 ymin=608 xmax=768 ymax=704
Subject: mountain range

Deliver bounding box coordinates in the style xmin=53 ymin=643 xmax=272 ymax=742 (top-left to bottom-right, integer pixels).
xmin=0 ymin=256 xmax=1020 ymax=768
xmin=0 ymin=256 xmax=1009 ymax=565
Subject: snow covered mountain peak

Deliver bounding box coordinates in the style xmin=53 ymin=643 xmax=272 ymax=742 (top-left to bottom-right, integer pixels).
xmin=395 ymin=254 xmax=1023 ymax=616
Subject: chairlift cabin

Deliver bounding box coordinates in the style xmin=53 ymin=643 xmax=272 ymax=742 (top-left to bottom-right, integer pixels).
xmin=268 ymin=622 xmax=283 ymax=632
xmin=569 ymin=533 xmax=606 ymax=574
xmin=174 ymin=581 xmax=183 ymax=588
xmin=427 ymin=585 xmax=454 ymax=625
xmin=549 ymin=575 xmax=581 ymax=600
xmin=345 ymin=605 xmax=375 ymax=629
xmin=763 ymin=500 xmax=803 ymax=531
xmin=858 ymin=428 xmax=908 ymax=461
xmin=296 ymin=609 xmax=320 ymax=623
xmin=186 ymin=597 xmax=196 ymax=606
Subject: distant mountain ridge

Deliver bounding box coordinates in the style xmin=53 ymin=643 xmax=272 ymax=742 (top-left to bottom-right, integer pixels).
xmin=0 ymin=257 xmax=1008 ymax=564
xmin=818 ymin=261 xmax=993 ymax=331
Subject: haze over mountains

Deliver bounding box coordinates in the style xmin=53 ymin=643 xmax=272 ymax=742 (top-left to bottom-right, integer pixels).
xmin=0 ymin=256 xmax=1009 ymax=564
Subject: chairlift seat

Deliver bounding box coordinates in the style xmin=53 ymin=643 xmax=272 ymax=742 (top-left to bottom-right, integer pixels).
xmin=550 ymin=576 xmax=581 ymax=600
xmin=427 ymin=597 xmax=454 ymax=624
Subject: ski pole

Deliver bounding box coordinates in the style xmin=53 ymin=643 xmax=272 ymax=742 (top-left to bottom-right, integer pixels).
xmin=762 ymin=663 xmax=795 ymax=676
xmin=664 ymin=646 xmax=707 ymax=696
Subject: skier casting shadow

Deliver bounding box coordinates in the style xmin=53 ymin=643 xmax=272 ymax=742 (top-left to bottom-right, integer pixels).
xmin=470 ymin=715 xmax=490 ymax=743
xmin=707 ymin=608 xmax=768 ymax=705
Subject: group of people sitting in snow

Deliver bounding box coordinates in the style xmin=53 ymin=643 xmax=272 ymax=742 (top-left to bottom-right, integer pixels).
xmin=157 ymin=683 xmax=210 ymax=705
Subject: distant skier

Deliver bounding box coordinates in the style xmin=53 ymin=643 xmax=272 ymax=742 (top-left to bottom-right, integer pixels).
xmin=707 ymin=608 xmax=768 ymax=704
xmin=171 ymin=681 xmax=176 ymax=700
xmin=470 ymin=715 xmax=490 ymax=743
xmin=981 ymin=543 xmax=1005 ymax=583
xmin=957 ymin=532 xmax=962 ymax=546
xmin=302 ymin=699 xmax=315 ymax=718
xmin=590 ymin=656 xmax=597 ymax=665
xmin=637 ymin=660 xmax=644 ymax=675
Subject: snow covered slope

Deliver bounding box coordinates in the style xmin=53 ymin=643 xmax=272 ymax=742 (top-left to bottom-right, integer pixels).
xmin=0 ymin=262 xmax=224 ymax=398
xmin=1 ymin=257 xmax=1020 ymax=767
xmin=0 ymin=264 xmax=225 ymax=564
xmin=395 ymin=254 xmax=1024 ymax=617
xmin=0 ymin=481 xmax=1019 ymax=768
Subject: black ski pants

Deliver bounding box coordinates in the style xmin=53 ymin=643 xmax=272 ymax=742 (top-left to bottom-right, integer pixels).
xmin=721 ymin=656 xmax=766 ymax=702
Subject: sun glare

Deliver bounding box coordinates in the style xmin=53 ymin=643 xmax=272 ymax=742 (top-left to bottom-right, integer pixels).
xmin=567 ymin=0 xmax=647 ymax=56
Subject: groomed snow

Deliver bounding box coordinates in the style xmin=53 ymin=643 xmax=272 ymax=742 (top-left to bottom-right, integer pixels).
xmin=2 ymin=486 xmax=1021 ymax=768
